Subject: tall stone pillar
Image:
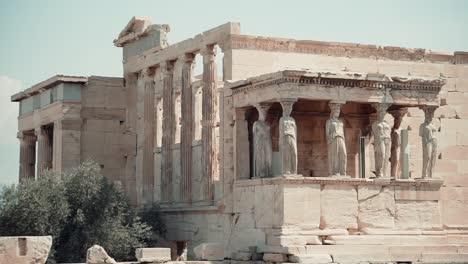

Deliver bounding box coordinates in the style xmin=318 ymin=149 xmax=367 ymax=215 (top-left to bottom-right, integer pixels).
xmin=36 ymin=126 xmax=53 ymax=177
xmin=180 ymin=54 xmax=194 ymax=202
xmin=18 ymin=131 xmax=36 ymax=182
xmin=253 ymin=103 xmax=272 ymax=178
xmin=201 ymin=46 xmax=218 ymax=201
xmin=161 ymin=61 xmax=175 ymax=202
xmin=389 ymin=108 xmax=407 ymax=178
xmin=142 ymin=68 xmax=155 ymax=204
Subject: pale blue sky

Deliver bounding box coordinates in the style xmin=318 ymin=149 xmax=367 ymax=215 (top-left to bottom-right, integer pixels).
xmin=0 ymin=0 xmax=467 ymax=185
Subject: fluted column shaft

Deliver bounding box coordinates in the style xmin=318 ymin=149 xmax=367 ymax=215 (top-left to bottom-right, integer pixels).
xmin=18 ymin=132 xmax=36 ymax=182
xmin=180 ymin=54 xmax=194 ymax=202
xmin=201 ymin=46 xmax=218 ymax=201
xmin=143 ymin=68 xmax=155 ymax=203
xmin=36 ymin=126 xmax=52 ymax=177
xmin=161 ymin=62 xmax=174 ymax=202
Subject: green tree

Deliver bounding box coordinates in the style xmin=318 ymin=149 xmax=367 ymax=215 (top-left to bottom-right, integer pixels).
xmin=0 ymin=161 xmax=164 ymax=263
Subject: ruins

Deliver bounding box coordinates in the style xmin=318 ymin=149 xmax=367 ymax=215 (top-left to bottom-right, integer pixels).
xmin=11 ymin=16 xmax=468 ymax=263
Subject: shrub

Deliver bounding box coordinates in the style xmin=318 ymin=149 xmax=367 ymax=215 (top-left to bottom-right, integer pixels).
xmin=0 ymin=161 xmax=164 ymax=263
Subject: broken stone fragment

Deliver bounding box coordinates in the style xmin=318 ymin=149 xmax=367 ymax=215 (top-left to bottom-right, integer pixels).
xmin=0 ymin=236 xmax=52 ymax=264
xmin=86 ymin=245 xmax=116 ymax=264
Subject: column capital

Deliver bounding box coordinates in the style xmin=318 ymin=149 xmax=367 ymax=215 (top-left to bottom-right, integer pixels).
xmin=161 ymin=61 xmax=174 ymax=76
xmin=255 ymin=103 xmax=272 ymax=121
xmin=141 ymin=67 xmax=155 ymax=82
xmin=17 ymin=131 xmax=36 ymax=142
xmin=201 ymin=45 xmax=217 ymax=63
xmin=279 ymin=98 xmax=297 ymax=117
xmin=388 ymin=108 xmax=408 ymax=120
xmin=178 ymin=53 xmax=195 ymax=64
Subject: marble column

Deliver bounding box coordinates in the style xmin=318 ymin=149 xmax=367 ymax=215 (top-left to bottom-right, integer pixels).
xmin=180 ymin=54 xmax=194 ymax=202
xmin=161 ymin=61 xmax=175 ymax=202
xmin=371 ymin=103 xmax=391 ymax=178
xmin=279 ymin=98 xmax=298 ymax=175
xmin=142 ymin=68 xmax=155 ymax=203
xmin=420 ymin=105 xmax=438 ymax=178
xmin=18 ymin=131 xmax=36 ymax=182
xmin=201 ymin=46 xmax=218 ymax=201
xmin=36 ymin=126 xmax=53 ymax=177
xmin=389 ymin=108 xmax=407 ymax=178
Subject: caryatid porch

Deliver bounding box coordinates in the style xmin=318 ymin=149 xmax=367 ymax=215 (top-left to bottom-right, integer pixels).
xmin=227 ymin=70 xmax=444 ymax=180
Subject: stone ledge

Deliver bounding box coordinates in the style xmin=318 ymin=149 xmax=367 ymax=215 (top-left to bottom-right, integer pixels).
xmin=235 ymin=176 xmax=443 ymax=188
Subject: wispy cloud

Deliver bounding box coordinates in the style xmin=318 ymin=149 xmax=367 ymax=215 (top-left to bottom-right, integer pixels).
xmin=0 ymin=75 xmax=22 ymax=186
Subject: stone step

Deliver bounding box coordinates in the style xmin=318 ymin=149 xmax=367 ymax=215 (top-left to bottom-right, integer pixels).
xmin=327 ymin=234 xmax=456 ymax=245
xmin=306 ymin=244 xmax=464 ymax=255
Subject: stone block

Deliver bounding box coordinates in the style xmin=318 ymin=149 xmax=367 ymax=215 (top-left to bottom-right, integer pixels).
xmin=320 ymin=185 xmax=358 ymax=229
xmin=228 ymin=227 xmax=265 ymax=253
xmin=231 ymin=251 xmax=252 ymax=261
xmin=262 ymin=253 xmax=288 ymax=263
xmin=421 ymin=253 xmax=468 ymax=263
xmin=328 ymin=234 xmax=450 ymax=246
xmin=193 ymin=243 xmax=224 ymax=261
xmin=0 ymin=236 xmax=52 ymax=264
xmin=440 ymin=187 xmax=468 ymax=201
xmin=283 ymin=184 xmax=320 ymax=228
xmin=254 ymin=184 xmax=283 ymax=228
xmin=288 ymin=254 xmax=332 ymax=263
xmin=87 ymin=245 xmax=116 ymax=264
xmin=266 ymin=234 xmax=308 ymax=246
xmin=135 ymin=248 xmax=170 ymax=263
xmin=358 ymin=186 xmax=395 ymax=229
xmin=395 ymin=201 xmax=441 ymax=229
xmin=395 ymin=186 xmax=440 ymax=201
xmin=234 ymin=186 xmax=255 ymax=213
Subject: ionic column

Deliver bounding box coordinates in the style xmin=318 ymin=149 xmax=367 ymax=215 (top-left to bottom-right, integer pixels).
xmin=142 ymin=68 xmax=155 ymax=203
xmin=201 ymin=46 xmax=218 ymax=201
xmin=36 ymin=126 xmax=52 ymax=177
xmin=180 ymin=54 xmax=195 ymax=202
xmin=420 ymin=105 xmax=438 ymax=178
xmin=279 ymin=98 xmax=298 ymax=175
xmin=389 ymin=108 xmax=407 ymax=178
xmin=18 ymin=131 xmax=36 ymax=182
xmin=371 ymin=103 xmax=391 ymax=178
xmin=161 ymin=61 xmax=175 ymax=202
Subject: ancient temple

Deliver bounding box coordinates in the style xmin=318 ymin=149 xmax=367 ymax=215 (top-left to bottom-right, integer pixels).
xmin=12 ymin=16 xmax=468 ymax=263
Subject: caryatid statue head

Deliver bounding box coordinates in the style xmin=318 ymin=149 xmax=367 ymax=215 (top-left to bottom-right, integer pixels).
xmin=423 ymin=106 xmax=436 ymax=124
xmin=280 ymin=99 xmax=296 ymax=118
xmin=374 ymin=103 xmax=390 ymax=121
xmin=255 ymin=103 xmax=271 ymax=121
xmin=329 ymin=103 xmax=342 ymax=119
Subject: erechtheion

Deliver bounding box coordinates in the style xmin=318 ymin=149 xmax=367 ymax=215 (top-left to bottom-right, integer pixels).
xmin=11 ymin=16 xmax=468 ymax=263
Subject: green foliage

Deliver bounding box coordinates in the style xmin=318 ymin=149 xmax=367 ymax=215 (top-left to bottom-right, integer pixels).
xmin=0 ymin=161 xmax=165 ymax=263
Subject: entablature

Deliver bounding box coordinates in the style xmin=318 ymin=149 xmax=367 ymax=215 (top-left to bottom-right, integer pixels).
xmin=227 ymin=70 xmax=444 ymax=108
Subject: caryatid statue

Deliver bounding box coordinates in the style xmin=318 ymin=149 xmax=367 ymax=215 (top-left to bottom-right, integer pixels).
xmin=372 ymin=103 xmax=391 ymax=178
xmin=420 ymin=106 xmax=438 ymax=178
xmin=279 ymin=99 xmax=298 ymax=175
xmin=326 ymin=102 xmax=347 ymax=176
xmin=389 ymin=108 xmax=407 ymax=178
xmin=253 ymin=103 xmax=273 ymax=178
